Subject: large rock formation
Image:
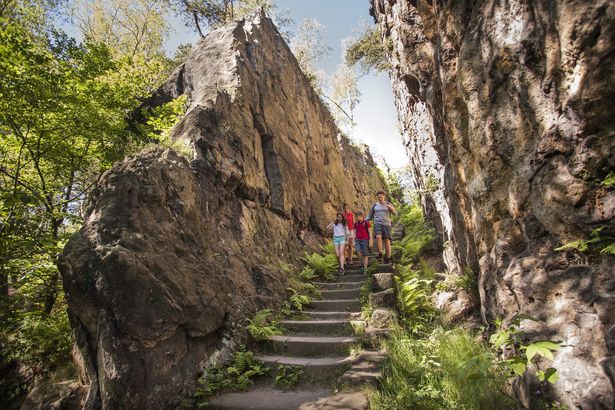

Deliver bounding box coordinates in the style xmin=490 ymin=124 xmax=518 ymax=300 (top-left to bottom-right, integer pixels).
xmin=59 ymin=11 xmax=383 ymax=409
xmin=371 ymin=0 xmax=615 ymax=408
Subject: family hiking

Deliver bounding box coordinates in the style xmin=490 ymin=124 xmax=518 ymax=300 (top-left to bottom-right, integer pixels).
xmin=326 ymin=191 xmax=398 ymax=275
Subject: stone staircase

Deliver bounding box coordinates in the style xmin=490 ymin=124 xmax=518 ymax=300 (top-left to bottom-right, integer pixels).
xmin=210 ymin=224 xmax=404 ymax=409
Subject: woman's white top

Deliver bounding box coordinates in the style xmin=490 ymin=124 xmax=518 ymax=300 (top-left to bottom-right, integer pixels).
xmin=327 ymin=222 xmax=350 ymax=237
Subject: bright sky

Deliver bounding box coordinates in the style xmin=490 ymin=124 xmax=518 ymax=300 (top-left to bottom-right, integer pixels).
xmin=164 ymin=0 xmax=408 ymax=169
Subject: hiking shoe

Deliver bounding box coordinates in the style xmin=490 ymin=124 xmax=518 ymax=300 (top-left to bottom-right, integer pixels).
xmin=339 ymin=268 xmax=346 ymax=276
xmin=384 ymin=257 xmax=391 ymax=264
xmin=360 ymin=266 xmax=366 ymax=274
xmin=377 ymin=252 xmax=384 ymax=261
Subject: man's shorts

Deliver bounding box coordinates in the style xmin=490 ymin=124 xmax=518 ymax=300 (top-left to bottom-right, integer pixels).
xmin=373 ymin=223 xmax=392 ymax=240
xmin=355 ymin=239 xmax=370 ymax=255
xmin=347 ymin=229 xmax=356 ymax=241
xmin=333 ymin=235 xmax=347 ymax=246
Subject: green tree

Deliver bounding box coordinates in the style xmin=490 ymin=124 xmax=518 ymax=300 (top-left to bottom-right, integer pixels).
xmin=74 ymin=0 xmax=170 ymax=59
xmin=169 ymin=0 xmax=287 ymax=38
xmin=328 ymin=64 xmax=361 ymax=138
xmin=290 ymin=18 xmax=332 ymax=93
xmin=345 ymin=25 xmax=390 ymax=75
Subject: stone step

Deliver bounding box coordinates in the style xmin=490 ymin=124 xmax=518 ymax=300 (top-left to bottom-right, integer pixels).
xmin=338 ymin=350 xmax=386 ymax=387
xmin=209 ymin=387 xmax=331 ymax=410
xmin=304 ymin=311 xmax=361 ymax=320
xmin=309 ymin=299 xmax=361 ymax=312
xmin=263 ymin=335 xmax=358 ymax=356
xmin=256 ymin=354 xmax=353 ymax=378
xmin=318 ymin=288 xmax=361 ymax=300
xmin=314 ymin=281 xmax=363 ymax=290
xmin=334 ymin=274 xmax=367 ymax=283
xmin=279 ymin=320 xmax=358 ymax=336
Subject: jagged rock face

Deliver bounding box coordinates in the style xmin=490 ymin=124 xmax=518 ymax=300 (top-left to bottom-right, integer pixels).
xmin=59 ymin=11 xmax=383 ymax=410
xmin=371 ymin=0 xmax=615 ymax=407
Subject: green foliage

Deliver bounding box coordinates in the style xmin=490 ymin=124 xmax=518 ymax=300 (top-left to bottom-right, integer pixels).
xmin=0 ymin=10 xmax=170 ymax=378
xmin=371 ymin=327 xmax=515 ymax=410
xmin=274 ymin=364 xmax=303 ymax=390
xmin=555 ymin=226 xmax=614 ymax=255
xmin=138 ymin=95 xmax=189 ymax=154
xmin=2 ymin=300 xmax=72 ymax=371
xmin=302 ymin=251 xmax=337 ymax=281
xmin=489 ymin=314 xmax=561 ymax=383
xmin=359 ymin=276 xmax=372 ymax=308
xmin=287 ymin=287 xmax=311 ymax=311
xmin=246 ymin=309 xmax=284 ymax=341
xmin=393 ymin=201 xmax=436 ymax=264
xmin=600 ymin=171 xmax=615 ymax=188
xmin=344 ymin=25 xmax=390 ymax=74
xmin=365 ymin=257 xmax=379 ymax=275
xmin=194 ymin=347 xmax=268 ymax=406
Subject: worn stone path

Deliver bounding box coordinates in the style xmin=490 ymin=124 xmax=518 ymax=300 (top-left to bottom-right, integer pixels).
xmin=211 ymin=224 xmax=404 ymax=409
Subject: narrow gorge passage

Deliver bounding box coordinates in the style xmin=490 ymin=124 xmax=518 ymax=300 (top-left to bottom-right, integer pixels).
xmin=2 ymin=1 xmax=613 ymax=409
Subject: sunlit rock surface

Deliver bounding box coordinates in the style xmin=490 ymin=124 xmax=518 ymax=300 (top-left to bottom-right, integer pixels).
xmin=59 ymin=11 xmax=383 ymax=409
xmin=371 ymin=0 xmax=615 ymax=407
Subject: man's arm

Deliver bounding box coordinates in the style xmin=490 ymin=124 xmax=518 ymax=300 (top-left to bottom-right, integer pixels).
xmin=366 ymin=204 xmax=375 ymax=221
xmin=387 ymin=202 xmax=398 ymax=215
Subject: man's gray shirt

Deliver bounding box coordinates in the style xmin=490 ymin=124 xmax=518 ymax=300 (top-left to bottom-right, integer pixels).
xmin=368 ymin=202 xmax=392 ymax=226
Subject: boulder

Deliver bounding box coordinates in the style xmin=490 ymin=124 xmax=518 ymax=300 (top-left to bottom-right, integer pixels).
xmin=369 ymin=308 xmax=397 ymax=329
xmin=60 ymin=11 xmax=383 ymax=409
xmin=369 ymin=289 xmax=396 ymax=309
xmin=371 ymin=272 xmax=394 ymax=292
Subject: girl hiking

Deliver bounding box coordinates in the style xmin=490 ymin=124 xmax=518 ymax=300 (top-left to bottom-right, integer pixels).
xmin=343 ymin=204 xmax=355 ymax=266
xmin=327 ymin=212 xmax=349 ymax=275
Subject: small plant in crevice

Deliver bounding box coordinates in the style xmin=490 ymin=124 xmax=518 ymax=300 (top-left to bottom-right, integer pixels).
xmin=274 ymin=364 xmax=304 ymax=390
xmin=287 ymin=288 xmax=311 ymax=311
xmin=365 ymin=257 xmax=379 ymax=275
xmin=489 ymin=314 xmax=561 ymax=384
xmin=192 ymin=347 xmax=268 ymax=406
xmin=600 ymin=171 xmax=615 ymax=188
xmin=554 ymin=226 xmax=615 ymax=256
xmin=246 ymin=309 xmax=284 ymax=341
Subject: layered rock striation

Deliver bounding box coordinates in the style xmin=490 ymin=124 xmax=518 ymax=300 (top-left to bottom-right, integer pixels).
xmin=60 ymin=11 xmax=383 ymax=409
xmin=371 ymin=0 xmax=615 ymax=407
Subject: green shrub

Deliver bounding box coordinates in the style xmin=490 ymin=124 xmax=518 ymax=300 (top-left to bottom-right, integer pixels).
xmin=3 ymin=302 xmax=72 ymax=372
xmin=371 ymin=327 xmax=515 ymax=410
xmin=275 ymin=365 xmax=303 ymax=390
xmin=246 ymin=309 xmax=284 ymax=341
xmin=302 ymin=251 xmax=337 ymax=281
xmin=194 ymin=348 xmax=268 ymax=406
xmin=393 ymin=202 xmax=436 ymax=264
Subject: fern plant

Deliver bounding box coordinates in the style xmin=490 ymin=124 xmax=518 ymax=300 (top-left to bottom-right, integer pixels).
xmin=555 ymin=226 xmax=614 ymax=255
xmin=275 ymin=365 xmax=304 ymax=390
xmin=194 ymin=347 xmax=268 ymax=406
xmin=246 ymin=309 xmax=284 ymax=341
xmin=302 ymin=251 xmax=337 ymax=281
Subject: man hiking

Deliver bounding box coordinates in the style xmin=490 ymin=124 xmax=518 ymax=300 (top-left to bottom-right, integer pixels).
xmin=366 ymin=191 xmax=398 ymax=264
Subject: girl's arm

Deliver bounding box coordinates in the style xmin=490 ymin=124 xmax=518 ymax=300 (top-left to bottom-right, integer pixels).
xmin=326 ymin=221 xmax=334 ymax=230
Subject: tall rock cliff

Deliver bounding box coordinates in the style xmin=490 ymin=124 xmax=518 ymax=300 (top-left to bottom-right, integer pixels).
xmin=59 ymin=11 xmax=383 ymax=409
xmin=371 ymin=0 xmax=615 ymax=407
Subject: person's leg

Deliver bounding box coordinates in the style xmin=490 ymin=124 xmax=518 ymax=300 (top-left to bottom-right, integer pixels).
xmin=340 ymin=242 xmax=346 ymax=270
xmin=385 ymin=238 xmax=392 ymax=259
xmin=376 ymin=235 xmax=383 ymax=257
xmin=335 ymin=244 xmax=343 ymax=271
xmin=348 ymin=236 xmax=355 ymax=263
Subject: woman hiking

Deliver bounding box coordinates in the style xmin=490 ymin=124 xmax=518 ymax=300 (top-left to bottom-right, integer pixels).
xmin=327 ymin=212 xmax=349 ymax=275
